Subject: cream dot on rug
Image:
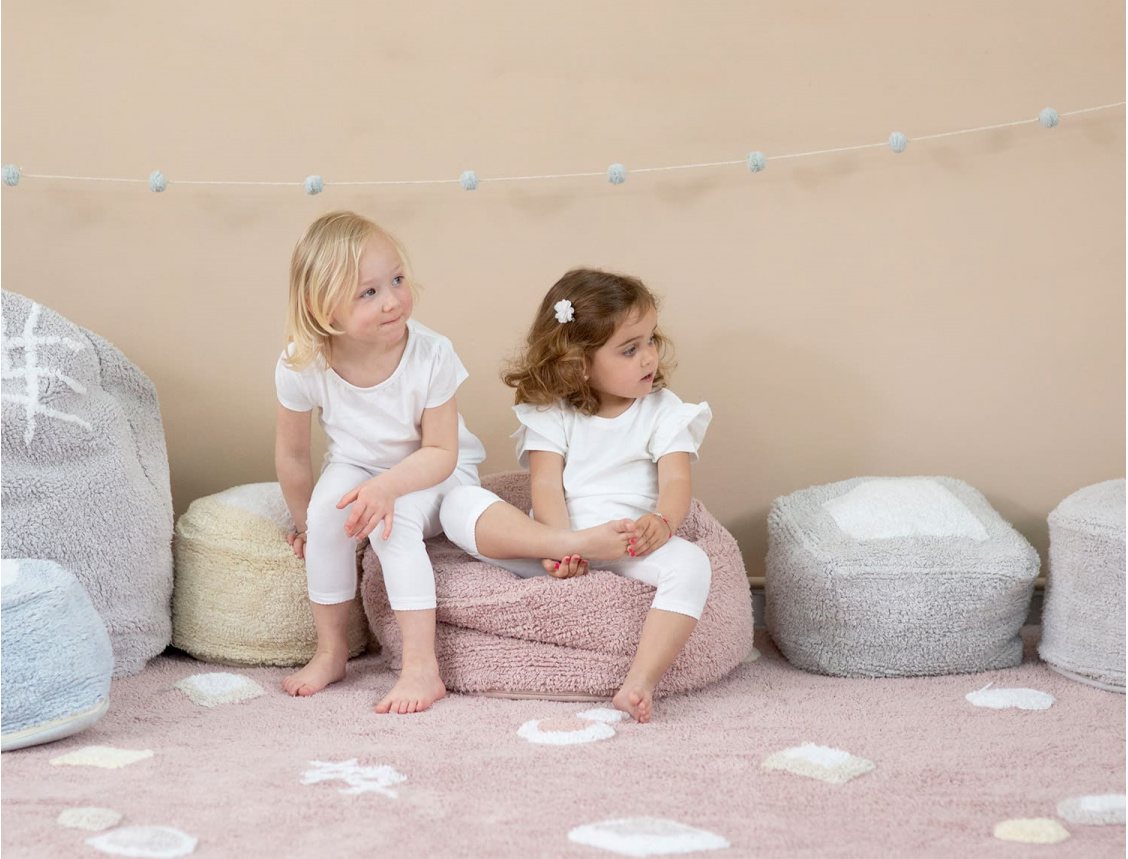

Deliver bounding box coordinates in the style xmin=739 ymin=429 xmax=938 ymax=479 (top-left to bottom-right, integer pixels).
xmin=576 ymin=708 xmax=626 ymax=723
xmin=1 ymin=559 xmax=21 ymax=587
xmin=518 ymin=718 xmax=615 ymax=745
xmin=1056 ymin=794 xmax=1126 ymax=825
xmin=86 ymin=825 xmax=198 ymax=857
xmin=742 ymin=647 xmax=761 ymax=664
xmin=965 ymin=684 xmax=1055 ymax=710
xmin=175 ymin=672 xmax=265 ymax=708
xmin=50 ymin=746 xmax=153 ymax=769
xmin=301 ymin=759 xmax=407 ymax=797
xmin=993 ymin=818 xmax=1070 ymax=844
xmin=57 ymin=807 xmax=122 ymax=831
xmin=568 ymin=817 xmax=729 ymax=856
xmin=761 ymin=743 xmax=875 ymax=784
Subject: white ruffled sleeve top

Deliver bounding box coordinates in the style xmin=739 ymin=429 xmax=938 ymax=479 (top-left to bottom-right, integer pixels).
xmin=511 ymin=389 xmax=711 ymax=529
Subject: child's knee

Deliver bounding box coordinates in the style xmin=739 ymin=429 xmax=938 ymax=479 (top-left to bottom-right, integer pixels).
xmin=439 ymin=484 xmax=496 ymax=554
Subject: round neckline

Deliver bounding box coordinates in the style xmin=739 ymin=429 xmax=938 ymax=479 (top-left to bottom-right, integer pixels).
xmin=326 ymin=322 xmax=414 ymax=392
xmin=591 ymin=397 xmax=641 ymax=423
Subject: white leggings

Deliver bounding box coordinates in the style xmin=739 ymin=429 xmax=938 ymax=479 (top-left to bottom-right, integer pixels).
xmin=305 ymin=462 xmax=476 ymax=610
xmin=439 ymin=485 xmax=712 ymax=619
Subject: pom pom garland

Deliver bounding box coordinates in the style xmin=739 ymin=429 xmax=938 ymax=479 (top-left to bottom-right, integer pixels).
xmin=746 ymin=151 xmax=767 ymax=172
xmin=1038 ymin=107 xmax=1060 ymax=128
xmin=2 ymin=165 xmax=21 ymax=186
xmin=888 ymin=132 xmax=908 ymax=153
xmin=303 ymin=175 xmax=324 ymax=195
xmin=607 ymin=163 xmax=626 ymax=185
xmin=459 ymin=170 xmax=478 ymax=190
xmin=148 ymin=171 xmax=168 ymax=193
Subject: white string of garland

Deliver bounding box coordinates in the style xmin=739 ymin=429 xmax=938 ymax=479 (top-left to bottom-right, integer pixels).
xmin=1 ymin=103 xmax=1122 ymax=194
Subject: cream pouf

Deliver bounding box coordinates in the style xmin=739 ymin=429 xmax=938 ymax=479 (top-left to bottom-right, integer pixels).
xmin=1038 ymin=479 xmax=1126 ymax=693
xmin=173 ymin=483 xmax=369 ymax=666
xmin=765 ymin=476 xmax=1040 ymax=678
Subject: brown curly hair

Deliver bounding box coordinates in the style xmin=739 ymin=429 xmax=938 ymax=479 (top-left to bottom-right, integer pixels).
xmin=503 ymin=268 xmax=675 ymax=416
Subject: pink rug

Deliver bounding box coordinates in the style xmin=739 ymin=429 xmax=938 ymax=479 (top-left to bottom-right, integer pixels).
xmin=2 ymin=628 xmax=1124 ymax=858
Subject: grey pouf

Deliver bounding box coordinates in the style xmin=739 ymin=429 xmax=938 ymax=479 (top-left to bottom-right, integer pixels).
xmin=1 ymin=291 xmax=174 ymax=677
xmin=1038 ymin=479 xmax=1125 ymax=693
xmin=1 ymin=559 xmax=114 ymax=751
xmin=766 ymin=476 xmax=1041 ymax=678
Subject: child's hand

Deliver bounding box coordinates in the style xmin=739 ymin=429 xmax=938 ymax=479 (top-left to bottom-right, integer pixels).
xmin=542 ymin=555 xmax=589 ymax=578
xmin=628 ymin=513 xmax=671 ymax=558
xmin=337 ymin=478 xmax=397 ymax=542
xmin=287 ymin=529 xmax=307 ymax=560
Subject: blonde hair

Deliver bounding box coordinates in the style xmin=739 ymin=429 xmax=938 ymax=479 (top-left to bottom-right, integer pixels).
xmin=283 ymin=211 xmax=414 ymax=370
xmin=503 ymin=268 xmax=675 ymax=416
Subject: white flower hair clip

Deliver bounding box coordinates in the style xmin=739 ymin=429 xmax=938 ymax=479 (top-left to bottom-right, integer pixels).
xmin=554 ymin=299 xmax=575 ymax=324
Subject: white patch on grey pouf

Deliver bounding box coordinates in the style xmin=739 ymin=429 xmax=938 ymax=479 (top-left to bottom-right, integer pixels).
xmin=965 ymin=683 xmax=1055 ymax=710
xmin=175 ymin=672 xmax=265 ymax=707
xmin=822 ymin=478 xmax=989 ymax=541
xmin=762 ymin=743 xmax=875 ymax=784
xmin=301 ymin=759 xmax=407 ymax=797
xmin=993 ymin=818 xmax=1070 ymax=844
xmin=1057 ymin=794 xmax=1126 ymax=825
xmin=1 ymin=559 xmax=21 ymax=587
xmin=568 ymin=817 xmax=729 ymax=856
xmin=518 ymin=717 xmax=616 ymax=745
xmin=576 ymin=708 xmax=626 ymax=723
xmin=50 ymin=746 xmax=153 ymax=769
xmin=57 ymin=807 xmax=122 ymax=831
xmin=86 ymin=826 xmax=198 ymax=857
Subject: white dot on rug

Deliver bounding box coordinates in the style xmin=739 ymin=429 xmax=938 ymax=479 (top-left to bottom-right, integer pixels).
xmin=86 ymin=825 xmax=198 ymax=857
xmin=993 ymin=818 xmax=1070 ymax=844
xmin=518 ymin=718 xmax=615 ymax=745
xmin=175 ymin=672 xmax=265 ymax=707
xmin=57 ymin=807 xmax=122 ymax=831
xmin=965 ymin=684 xmax=1055 ymax=710
xmin=568 ymin=817 xmax=729 ymax=856
xmin=50 ymin=746 xmax=154 ymax=769
xmin=1056 ymin=794 xmax=1126 ymax=825
xmin=576 ymin=708 xmax=626 ymax=723
xmin=301 ymin=759 xmax=407 ymax=797
xmin=741 ymin=647 xmax=761 ymax=664
xmin=1 ymin=559 xmax=21 ymax=587
xmin=761 ymin=743 xmax=875 ymax=784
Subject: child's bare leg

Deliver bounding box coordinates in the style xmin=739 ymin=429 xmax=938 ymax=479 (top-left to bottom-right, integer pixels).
xmin=283 ymin=600 xmax=352 ymax=697
xmin=473 ymin=501 xmax=634 ymax=561
xmin=613 ymin=609 xmax=697 ymax=723
xmin=375 ymin=608 xmax=446 ymax=715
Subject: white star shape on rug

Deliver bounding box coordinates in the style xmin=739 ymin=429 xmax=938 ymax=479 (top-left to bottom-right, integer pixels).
xmin=301 ymin=759 xmax=407 ymax=797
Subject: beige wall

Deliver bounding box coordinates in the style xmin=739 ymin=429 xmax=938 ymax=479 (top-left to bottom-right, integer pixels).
xmin=3 ymin=2 xmax=1124 ymax=582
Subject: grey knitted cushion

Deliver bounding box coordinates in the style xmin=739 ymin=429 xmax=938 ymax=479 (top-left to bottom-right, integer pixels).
xmin=765 ymin=476 xmax=1040 ymax=678
xmin=1 ymin=291 xmax=173 ymax=677
xmin=1038 ymin=479 xmax=1125 ymax=693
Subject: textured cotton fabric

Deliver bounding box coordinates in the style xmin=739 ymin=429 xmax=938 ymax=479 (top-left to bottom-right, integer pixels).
xmin=1 ymin=291 xmax=173 ymax=677
xmin=1039 ymin=478 xmax=1126 ymax=692
xmin=1 ymin=559 xmax=113 ymax=751
xmin=364 ymin=471 xmax=751 ymax=698
xmin=765 ymin=476 xmax=1040 ymax=678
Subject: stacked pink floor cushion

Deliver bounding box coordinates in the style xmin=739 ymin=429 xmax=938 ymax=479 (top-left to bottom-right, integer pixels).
xmin=361 ymin=472 xmax=754 ymax=700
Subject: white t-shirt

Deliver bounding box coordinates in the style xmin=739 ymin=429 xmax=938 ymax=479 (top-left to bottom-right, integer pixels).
xmin=275 ymin=320 xmax=486 ymax=480
xmin=512 ymin=389 xmax=711 ymax=529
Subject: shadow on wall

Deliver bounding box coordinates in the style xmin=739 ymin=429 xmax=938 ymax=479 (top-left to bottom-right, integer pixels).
xmin=696 ymin=329 xmax=883 ymax=581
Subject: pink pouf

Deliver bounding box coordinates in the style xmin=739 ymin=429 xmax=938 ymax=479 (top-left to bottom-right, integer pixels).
xmin=362 ymin=472 xmax=754 ymax=700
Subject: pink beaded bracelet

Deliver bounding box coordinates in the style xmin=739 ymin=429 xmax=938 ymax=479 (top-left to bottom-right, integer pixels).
xmin=652 ymin=512 xmax=673 ymax=537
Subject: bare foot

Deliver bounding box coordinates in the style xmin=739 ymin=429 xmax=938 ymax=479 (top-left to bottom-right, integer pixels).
xmin=577 ymin=519 xmax=636 ymax=561
xmin=283 ymin=651 xmax=347 ymax=697
xmin=612 ymin=680 xmax=654 ymax=723
xmin=374 ymin=665 xmax=446 ymax=715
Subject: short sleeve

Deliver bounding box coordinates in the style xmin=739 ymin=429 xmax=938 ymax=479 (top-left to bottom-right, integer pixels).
xmin=511 ymin=402 xmax=568 ymax=468
xmin=275 ymin=353 xmax=315 ymax=412
xmin=648 ymin=397 xmax=712 ymax=462
xmin=425 ymin=337 xmax=470 ymax=409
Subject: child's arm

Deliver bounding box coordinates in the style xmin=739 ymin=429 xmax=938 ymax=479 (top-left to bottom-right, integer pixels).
xmin=630 ymin=451 xmax=692 ymax=557
xmin=337 ymin=395 xmax=460 ymax=542
xmin=275 ymin=402 xmax=315 ymax=559
xmin=528 ymin=450 xmax=588 ymax=577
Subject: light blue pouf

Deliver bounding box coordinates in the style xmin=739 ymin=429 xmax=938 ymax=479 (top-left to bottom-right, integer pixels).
xmin=1 ymin=559 xmax=114 ymax=751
